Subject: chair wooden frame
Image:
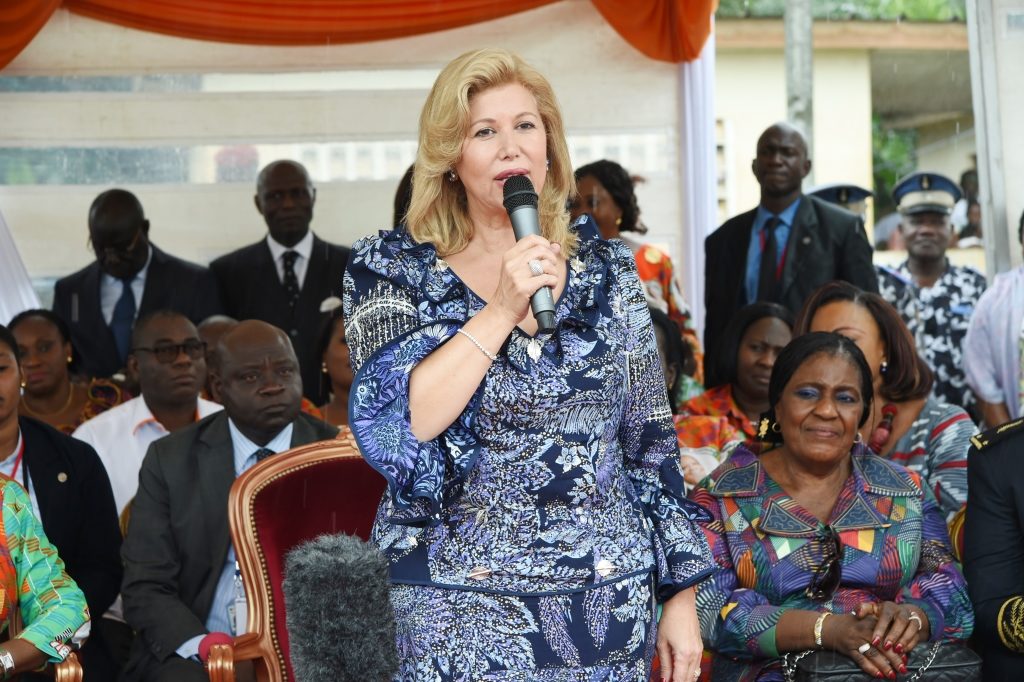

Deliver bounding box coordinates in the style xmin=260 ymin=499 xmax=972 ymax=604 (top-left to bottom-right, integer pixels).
xmin=206 ymin=430 xmax=370 ymax=682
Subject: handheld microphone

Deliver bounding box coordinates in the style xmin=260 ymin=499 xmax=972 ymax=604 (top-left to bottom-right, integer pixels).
xmin=284 ymin=533 xmax=398 ymax=682
xmin=502 ymin=174 xmax=556 ymax=333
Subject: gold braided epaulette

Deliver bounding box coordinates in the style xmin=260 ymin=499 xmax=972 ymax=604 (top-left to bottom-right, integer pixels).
xmin=998 ymin=595 xmax=1024 ymax=653
xmin=970 ymin=418 xmax=1024 ymax=452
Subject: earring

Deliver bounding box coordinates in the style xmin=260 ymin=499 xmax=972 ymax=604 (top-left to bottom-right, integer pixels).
xmin=757 ymin=417 xmax=771 ymax=439
xmin=854 ymin=433 xmax=864 ymax=444
xmin=546 ymin=158 xmax=550 ymax=169
xmin=321 ymin=362 xmax=328 ymax=374
xmin=880 ymin=360 xmax=888 ymax=375
xmin=615 ymin=217 xmax=622 ymax=226
xmin=447 ymin=169 xmax=457 ymax=182
xmin=66 ymin=356 xmax=72 ymax=364
xmin=772 ymin=421 xmax=781 ymax=434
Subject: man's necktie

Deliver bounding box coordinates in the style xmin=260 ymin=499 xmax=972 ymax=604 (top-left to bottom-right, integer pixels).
xmin=757 ymin=216 xmax=780 ymax=302
xmin=254 ymin=447 xmax=275 ymax=462
xmin=110 ymin=276 xmax=137 ymax=364
xmin=282 ymin=251 xmax=300 ymax=309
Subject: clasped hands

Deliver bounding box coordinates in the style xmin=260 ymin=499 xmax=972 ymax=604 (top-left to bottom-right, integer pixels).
xmin=821 ymin=601 xmax=931 ymax=679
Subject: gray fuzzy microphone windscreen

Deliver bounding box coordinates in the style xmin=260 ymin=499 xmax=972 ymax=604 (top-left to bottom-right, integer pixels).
xmin=284 ymin=533 xmax=398 ymax=682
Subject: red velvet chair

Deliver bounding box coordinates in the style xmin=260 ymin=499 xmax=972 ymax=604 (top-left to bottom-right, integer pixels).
xmin=206 ymin=428 xmax=386 ymax=682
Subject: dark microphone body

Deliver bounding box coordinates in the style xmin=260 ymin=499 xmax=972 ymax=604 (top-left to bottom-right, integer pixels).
xmin=502 ymin=174 xmax=556 ymax=333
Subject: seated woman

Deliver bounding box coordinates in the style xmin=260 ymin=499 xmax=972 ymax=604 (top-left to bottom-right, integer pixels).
xmin=690 ymin=332 xmax=973 ymax=680
xmin=678 ymin=303 xmax=793 ymax=448
xmin=8 ymin=310 xmax=127 ymax=434
xmin=316 ymin=305 xmax=351 ymax=428
xmin=796 ymin=281 xmax=975 ymax=518
xmin=570 ymin=159 xmax=703 ymax=395
xmin=0 ymin=324 xmax=92 ymax=675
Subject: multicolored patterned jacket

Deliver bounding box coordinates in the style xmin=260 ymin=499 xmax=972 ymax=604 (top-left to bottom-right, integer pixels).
xmin=0 ymin=478 xmax=88 ymax=661
xmin=689 ymin=444 xmax=973 ymax=679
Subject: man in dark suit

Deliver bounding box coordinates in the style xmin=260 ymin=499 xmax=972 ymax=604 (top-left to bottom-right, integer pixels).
xmin=964 ymin=418 xmax=1024 ymax=680
xmin=120 ymin=320 xmax=338 ymax=682
xmin=52 ymin=189 xmax=223 ymax=380
xmin=210 ymin=161 xmax=350 ymax=403
xmin=703 ymin=123 xmax=877 ymax=377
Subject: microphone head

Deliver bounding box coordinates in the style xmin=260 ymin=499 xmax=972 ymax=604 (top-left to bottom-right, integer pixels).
xmin=198 ymin=632 xmax=233 ymax=663
xmin=502 ymin=174 xmax=538 ymax=212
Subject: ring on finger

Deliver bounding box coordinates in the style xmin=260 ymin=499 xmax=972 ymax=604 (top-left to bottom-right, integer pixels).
xmin=692 ymin=669 xmax=701 ymax=679
xmin=908 ymin=612 xmax=923 ymax=630
xmin=857 ymin=642 xmax=872 ymax=655
xmin=528 ymin=259 xmax=544 ymax=276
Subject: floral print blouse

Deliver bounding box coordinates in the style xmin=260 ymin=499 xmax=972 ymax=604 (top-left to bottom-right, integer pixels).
xmin=689 ymin=445 xmax=973 ymax=680
xmin=343 ymin=218 xmax=713 ymax=599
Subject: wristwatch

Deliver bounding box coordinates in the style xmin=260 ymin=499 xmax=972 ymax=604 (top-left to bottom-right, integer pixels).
xmin=0 ymin=648 xmax=15 ymax=679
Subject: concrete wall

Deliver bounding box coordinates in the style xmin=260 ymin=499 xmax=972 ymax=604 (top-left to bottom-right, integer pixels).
xmin=715 ymin=48 xmax=873 ymax=225
xmin=1 ymin=1 xmax=689 ymax=283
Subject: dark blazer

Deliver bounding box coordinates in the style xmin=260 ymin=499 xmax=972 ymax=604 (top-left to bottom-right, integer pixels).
xmin=120 ymin=411 xmax=338 ymax=681
xmin=703 ymin=195 xmax=878 ymax=374
xmin=19 ymin=416 xmax=123 ymax=680
xmin=210 ymin=235 xmax=350 ymax=403
xmin=52 ymin=244 xmax=224 ymax=379
xmin=965 ymin=421 xmax=1024 ymax=680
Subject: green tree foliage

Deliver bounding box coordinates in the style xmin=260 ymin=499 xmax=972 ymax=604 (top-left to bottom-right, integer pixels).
xmin=718 ymin=0 xmax=966 ymax=21
xmin=872 ymin=116 xmax=918 ymax=215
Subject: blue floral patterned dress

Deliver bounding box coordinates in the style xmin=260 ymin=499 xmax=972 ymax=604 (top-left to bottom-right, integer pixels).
xmin=343 ymin=217 xmax=714 ymax=681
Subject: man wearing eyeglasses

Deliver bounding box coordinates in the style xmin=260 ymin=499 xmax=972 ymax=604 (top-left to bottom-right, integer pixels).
xmin=210 ymin=160 xmax=350 ymax=404
xmin=52 ymin=189 xmax=224 ymax=380
xmin=71 ymin=310 xmax=222 ymax=678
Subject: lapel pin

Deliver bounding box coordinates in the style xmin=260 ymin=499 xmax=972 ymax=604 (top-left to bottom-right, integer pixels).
xmin=802 ymin=236 xmax=811 ymax=245
xmin=57 ymin=472 xmax=68 ymax=483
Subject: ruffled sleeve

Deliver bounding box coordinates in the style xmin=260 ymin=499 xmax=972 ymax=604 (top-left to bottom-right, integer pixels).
xmin=3 ymin=480 xmax=89 ymax=662
xmin=344 ymin=230 xmax=482 ymax=527
xmin=606 ymin=240 xmax=714 ymax=601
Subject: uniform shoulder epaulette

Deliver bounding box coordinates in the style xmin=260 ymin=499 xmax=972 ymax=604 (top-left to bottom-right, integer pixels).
xmin=970 ymin=418 xmax=1024 ymax=452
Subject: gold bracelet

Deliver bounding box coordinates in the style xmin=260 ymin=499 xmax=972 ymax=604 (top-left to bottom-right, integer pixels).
xmin=814 ymin=611 xmax=832 ymax=649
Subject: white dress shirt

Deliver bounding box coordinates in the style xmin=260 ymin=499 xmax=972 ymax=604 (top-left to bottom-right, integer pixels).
xmin=265 ymin=231 xmax=313 ymax=290
xmin=72 ymin=395 xmax=223 ymax=516
xmin=0 ymin=430 xmax=39 ymax=517
xmin=176 ymin=420 xmax=294 ymax=660
xmin=99 ymin=246 xmax=153 ymax=325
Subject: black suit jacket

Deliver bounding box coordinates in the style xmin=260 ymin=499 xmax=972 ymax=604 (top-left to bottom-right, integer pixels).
xmin=965 ymin=424 xmax=1024 ymax=680
xmin=120 ymin=411 xmax=338 ymax=681
xmin=703 ymin=195 xmax=877 ymax=375
xmin=19 ymin=416 xmax=123 ymax=681
xmin=210 ymin=235 xmax=350 ymax=403
xmin=52 ymin=244 xmax=224 ymax=379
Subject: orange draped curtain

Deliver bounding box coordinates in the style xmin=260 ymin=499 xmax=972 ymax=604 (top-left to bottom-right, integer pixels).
xmin=0 ymin=0 xmax=715 ymax=71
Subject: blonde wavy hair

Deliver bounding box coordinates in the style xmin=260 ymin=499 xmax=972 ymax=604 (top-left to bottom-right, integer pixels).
xmin=405 ymin=48 xmax=577 ymax=257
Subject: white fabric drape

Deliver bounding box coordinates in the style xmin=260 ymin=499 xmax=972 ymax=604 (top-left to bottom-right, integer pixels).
xmin=0 ymin=209 xmax=40 ymax=322
xmin=676 ymin=29 xmax=717 ymax=344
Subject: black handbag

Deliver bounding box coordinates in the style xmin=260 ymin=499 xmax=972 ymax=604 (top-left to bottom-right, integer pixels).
xmin=782 ymin=641 xmax=981 ymax=682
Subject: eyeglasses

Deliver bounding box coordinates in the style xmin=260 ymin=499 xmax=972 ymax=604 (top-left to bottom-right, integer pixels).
xmin=132 ymin=340 xmax=207 ymax=364
xmin=805 ymin=525 xmax=844 ymax=601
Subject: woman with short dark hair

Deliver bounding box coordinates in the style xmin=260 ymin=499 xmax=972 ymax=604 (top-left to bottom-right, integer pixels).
xmin=795 ymin=281 xmax=975 ymax=517
xmin=690 ymin=332 xmax=973 ymax=680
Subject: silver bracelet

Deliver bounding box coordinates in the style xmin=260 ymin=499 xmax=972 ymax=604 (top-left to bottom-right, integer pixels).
xmin=0 ymin=649 xmax=14 ymax=679
xmin=456 ymin=328 xmax=498 ymax=362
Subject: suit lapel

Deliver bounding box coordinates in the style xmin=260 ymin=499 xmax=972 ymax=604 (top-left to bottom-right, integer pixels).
xmin=197 ymin=413 xmax=236 ymax=566
xmin=726 ymin=210 xmax=757 ymax=307
xmin=778 ymin=197 xmax=817 ymax=300
xmin=137 ymin=245 xmax=167 ymax=314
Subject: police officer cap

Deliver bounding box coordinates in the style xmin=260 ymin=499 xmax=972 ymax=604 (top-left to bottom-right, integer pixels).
xmin=809 ymin=183 xmax=873 ymax=206
xmin=893 ymin=172 xmax=961 ymax=215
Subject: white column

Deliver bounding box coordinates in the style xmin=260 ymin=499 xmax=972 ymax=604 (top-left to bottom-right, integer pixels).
xmin=676 ymin=30 xmax=718 ymax=344
xmin=0 ymin=209 xmax=41 ymax=321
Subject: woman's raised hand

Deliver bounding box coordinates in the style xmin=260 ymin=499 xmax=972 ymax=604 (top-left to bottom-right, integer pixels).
xmin=488 ymin=235 xmax=560 ymax=326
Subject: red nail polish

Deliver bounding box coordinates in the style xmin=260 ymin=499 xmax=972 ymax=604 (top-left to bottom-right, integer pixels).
xmin=895 ymin=643 xmax=904 ymax=654
xmin=874 ymin=673 xmax=883 ymax=679
xmin=872 ymin=636 xmax=881 ymax=646
xmin=900 ymin=664 xmax=907 ymax=673
xmin=883 ymin=640 xmax=892 ymax=651
xmin=888 ymin=672 xmax=896 ymax=680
